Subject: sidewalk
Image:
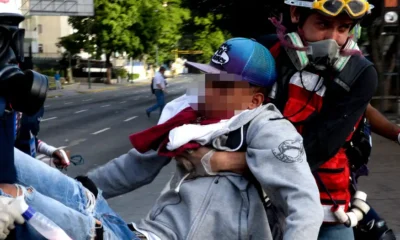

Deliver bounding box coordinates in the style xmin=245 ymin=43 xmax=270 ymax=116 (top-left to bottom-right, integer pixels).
xmin=47 ymin=78 xmax=151 ymax=98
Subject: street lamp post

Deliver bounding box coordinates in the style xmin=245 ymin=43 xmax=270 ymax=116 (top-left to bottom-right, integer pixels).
xmin=156 ymin=45 xmax=159 ymax=67
xmin=88 ymin=58 xmax=91 ymax=89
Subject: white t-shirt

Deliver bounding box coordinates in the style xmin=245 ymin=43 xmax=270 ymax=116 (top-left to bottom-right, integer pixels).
xmin=153 ymin=71 xmax=166 ymax=90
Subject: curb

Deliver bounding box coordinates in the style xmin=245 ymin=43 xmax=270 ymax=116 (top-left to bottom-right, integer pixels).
xmin=76 ymin=86 xmax=118 ymax=94
xmin=47 ymin=94 xmax=63 ymax=98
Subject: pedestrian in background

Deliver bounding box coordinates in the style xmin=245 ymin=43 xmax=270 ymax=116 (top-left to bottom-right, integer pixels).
xmin=54 ymin=71 xmax=62 ymax=90
xmin=146 ymin=66 xmax=167 ymax=118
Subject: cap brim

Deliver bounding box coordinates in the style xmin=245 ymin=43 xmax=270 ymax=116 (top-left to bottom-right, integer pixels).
xmin=185 ymin=61 xmax=222 ymax=74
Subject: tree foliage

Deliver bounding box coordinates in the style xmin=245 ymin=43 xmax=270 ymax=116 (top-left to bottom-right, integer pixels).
xmin=58 ymin=0 xmax=190 ymax=81
xmin=59 ymin=0 xmax=388 ymax=84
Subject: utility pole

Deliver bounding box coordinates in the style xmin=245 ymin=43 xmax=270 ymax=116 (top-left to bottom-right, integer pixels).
xmin=156 ymin=45 xmax=159 ymax=67
xmin=88 ymin=58 xmax=91 ymax=89
xmin=68 ymin=51 xmax=73 ymax=83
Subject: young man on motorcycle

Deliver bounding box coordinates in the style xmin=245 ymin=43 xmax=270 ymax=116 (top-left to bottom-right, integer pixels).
xmin=178 ymin=0 xmax=381 ymax=239
xmin=0 ymin=38 xmax=323 ymax=240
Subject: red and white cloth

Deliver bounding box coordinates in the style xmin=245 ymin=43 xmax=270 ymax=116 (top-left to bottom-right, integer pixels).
xmin=129 ymin=106 xmax=220 ymax=157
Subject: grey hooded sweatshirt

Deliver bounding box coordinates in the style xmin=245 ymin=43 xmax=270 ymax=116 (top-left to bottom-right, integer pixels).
xmin=88 ymin=103 xmax=323 ymax=240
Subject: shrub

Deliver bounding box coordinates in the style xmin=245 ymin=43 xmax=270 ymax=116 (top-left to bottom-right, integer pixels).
xmin=128 ymin=73 xmax=140 ymax=80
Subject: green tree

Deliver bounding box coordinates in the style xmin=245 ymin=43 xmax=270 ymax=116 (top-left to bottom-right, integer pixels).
xmin=59 ymin=0 xmax=190 ymax=82
xmin=135 ymin=0 xmax=190 ymax=66
xmin=190 ymin=14 xmax=228 ymax=63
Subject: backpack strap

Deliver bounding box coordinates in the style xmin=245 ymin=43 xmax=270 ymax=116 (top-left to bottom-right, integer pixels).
xmin=333 ymin=55 xmax=373 ymax=92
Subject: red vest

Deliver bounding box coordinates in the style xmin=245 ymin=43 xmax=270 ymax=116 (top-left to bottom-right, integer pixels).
xmin=269 ymin=40 xmax=362 ymax=222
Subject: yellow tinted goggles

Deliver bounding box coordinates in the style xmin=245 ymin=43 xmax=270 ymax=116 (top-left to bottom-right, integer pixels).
xmin=285 ymin=0 xmax=374 ymax=19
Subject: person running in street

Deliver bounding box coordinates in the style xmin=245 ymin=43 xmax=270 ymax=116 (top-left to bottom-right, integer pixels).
xmin=146 ymin=67 xmax=167 ymax=118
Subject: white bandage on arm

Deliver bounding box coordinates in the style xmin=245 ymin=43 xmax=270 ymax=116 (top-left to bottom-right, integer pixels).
xmin=37 ymin=140 xmax=57 ymax=157
xmin=201 ymin=149 xmax=217 ymax=175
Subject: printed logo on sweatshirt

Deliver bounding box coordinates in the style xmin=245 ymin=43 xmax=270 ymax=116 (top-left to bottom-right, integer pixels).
xmin=272 ymin=140 xmax=304 ymax=163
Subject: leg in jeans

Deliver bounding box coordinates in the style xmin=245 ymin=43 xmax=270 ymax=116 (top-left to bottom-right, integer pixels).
xmin=318 ymin=224 xmax=355 ymax=240
xmin=11 ymin=148 xmax=136 ymax=240
xmin=0 ymin=187 xmax=95 ymax=240
xmin=158 ymin=91 xmax=165 ymax=114
xmin=146 ymin=90 xmax=165 ymax=114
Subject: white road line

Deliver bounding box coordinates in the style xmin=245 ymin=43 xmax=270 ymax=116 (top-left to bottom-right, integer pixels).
xmin=41 ymin=117 xmax=57 ymax=122
xmin=83 ymin=98 xmax=92 ymax=102
xmin=58 ymin=146 xmax=67 ymax=149
xmin=44 ymin=105 xmax=50 ymax=108
xmin=120 ymin=101 xmax=127 ymax=104
xmin=67 ymin=139 xmax=86 ymax=148
xmin=133 ymin=98 xmax=140 ymax=101
xmin=92 ymin=128 xmax=110 ymax=135
xmin=64 ymin=102 xmax=73 ymax=105
xmin=101 ymin=104 xmax=110 ymax=108
xmin=124 ymin=116 xmax=137 ymax=122
xmin=75 ymin=109 xmax=88 ymax=114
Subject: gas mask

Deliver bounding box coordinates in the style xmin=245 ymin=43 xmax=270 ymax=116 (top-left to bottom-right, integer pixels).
xmin=0 ymin=23 xmax=48 ymax=116
xmin=283 ymin=32 xmax=359 ymax=72
xmin=306 ymin=39 xmax=340 ymax=70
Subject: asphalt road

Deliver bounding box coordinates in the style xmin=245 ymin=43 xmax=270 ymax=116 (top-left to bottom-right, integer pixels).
xmin=38 ymin=75 xmax=192 ymax=222
xmin=38 ymin=75 xmax=400 ymax=236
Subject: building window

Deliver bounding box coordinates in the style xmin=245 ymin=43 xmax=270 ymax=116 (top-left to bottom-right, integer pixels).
xmin=38 ymin=44 xmax=43 ymax=53
xmin=38 ymin=24 xmax=43 ymax=34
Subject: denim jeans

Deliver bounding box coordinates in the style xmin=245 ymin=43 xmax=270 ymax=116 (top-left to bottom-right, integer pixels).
xmin=318 ymin=224 xmax=355 ymax=240
xmin=146 ymin=89 xmax=165 ymax=114
xmin=0 ymin=148 xmax=138 ymax=240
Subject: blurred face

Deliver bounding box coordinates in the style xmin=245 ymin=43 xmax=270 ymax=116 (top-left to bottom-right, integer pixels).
xmin=204 ymin=81 xmax=253 ymax=119
xmin=291 ymin=7 xmax=354 ymax=46
xmin=191 ymin=74 xmax=264 ymax=119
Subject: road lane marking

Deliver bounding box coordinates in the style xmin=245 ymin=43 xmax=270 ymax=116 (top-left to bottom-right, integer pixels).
xmin=133 ymin=98 xmax=140 ymax=101
xmin=120 ymin=101 xmax=127 ymax=104
xmin=75 ymin=109 xmax=88 ymax=114
xmin=64 ymin=102 xmax=73 ymax=105
xmin=67 ymin=139 xmax=87 ymax=147
xmin=41 ymin=117 xmax=57 ymax=122
xmin=83 ymin=99 xmax=92 ymax=102
xmin=101 ymin=104 xmax=110 ymax=108
xmin=92 ymin=128 xmax=110 ymax=135
xmin=44 ymin=105 xmax=50 ymax=108
xmin=124 ymin=116 xmax=137 ymax=122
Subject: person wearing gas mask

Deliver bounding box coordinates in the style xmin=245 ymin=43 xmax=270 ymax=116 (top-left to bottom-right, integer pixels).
xmin=0 ymin=2 xmax=48 ymax=239
xmin=14 ymin=106 xmax=71 ymax=169
xmin=170 ymin=0 xmax=383 ymax=239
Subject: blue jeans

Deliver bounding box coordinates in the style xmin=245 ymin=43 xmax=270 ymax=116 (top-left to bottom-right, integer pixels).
xmin=0 ymin=148 xmax=138 ymax=240
xmin=318 ymin=224 xmax=355 ymax=240
xmin=146 ymin=89 xmax=165 ymax=114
